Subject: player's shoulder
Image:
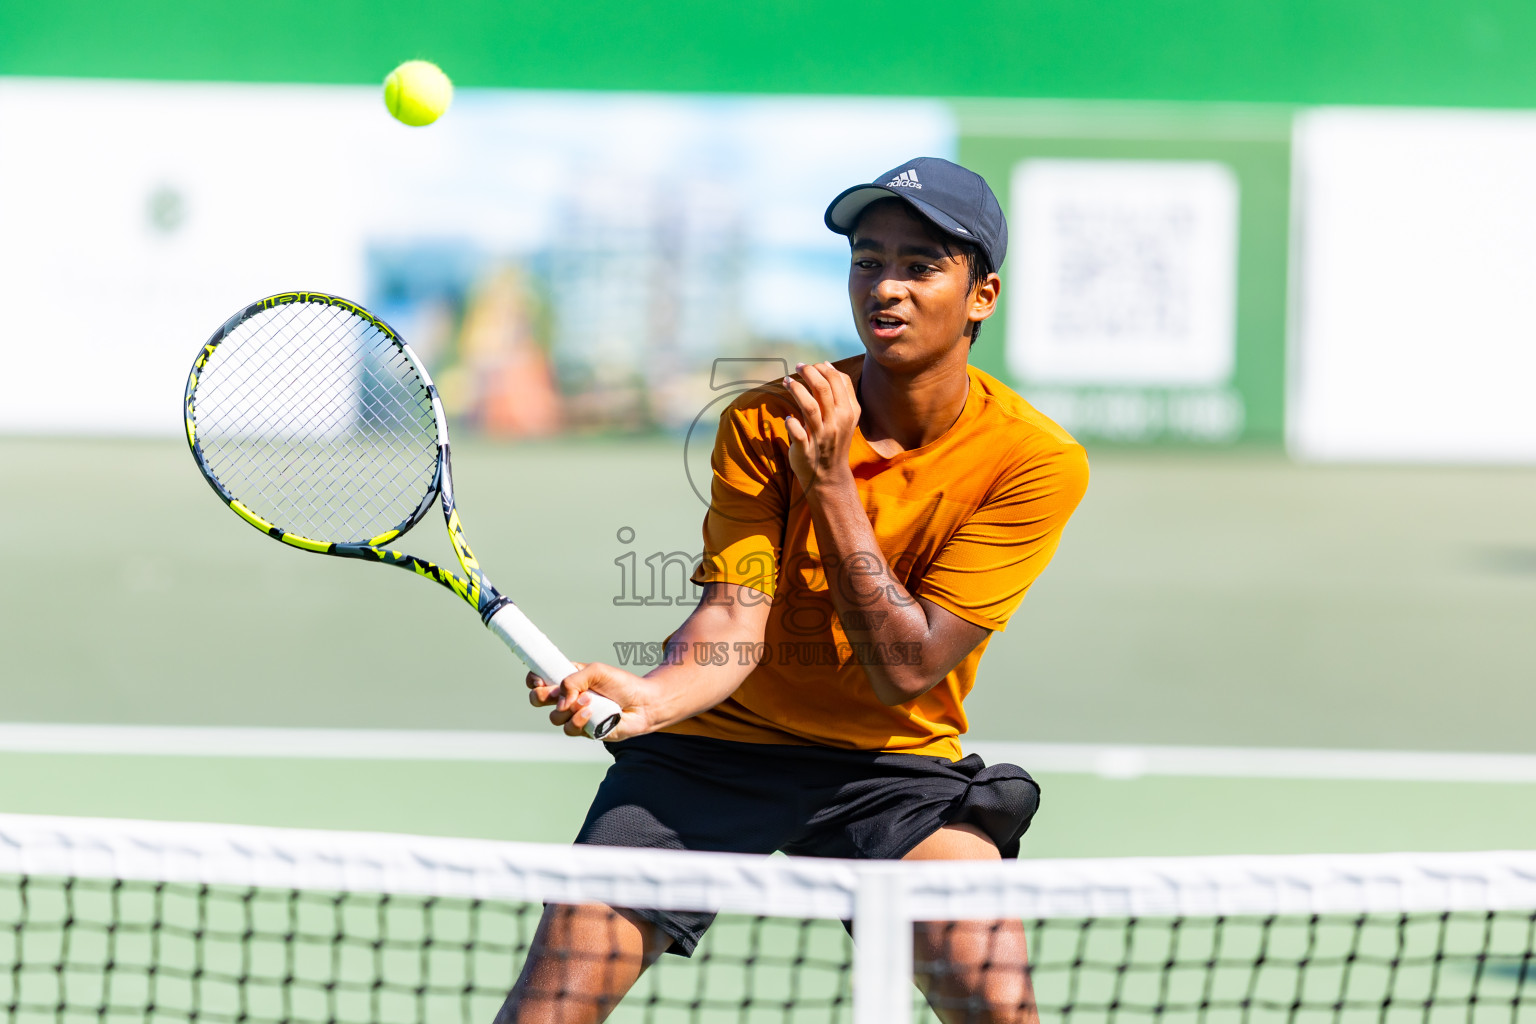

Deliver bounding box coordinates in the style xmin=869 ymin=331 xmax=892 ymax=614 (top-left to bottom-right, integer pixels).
xmin=718 ymin=355 xmax=863 ymax=429
xmin=966 ymin=365 xmax=1082 ymax=448
xmin=964 ymin=365 xmax=1090 ymax=479
xmin=709 ymin=367 xmax=799 ymax=456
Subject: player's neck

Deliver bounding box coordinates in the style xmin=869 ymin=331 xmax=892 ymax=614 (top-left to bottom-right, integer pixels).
xmin=856 ymin=351 xmax=970 ymax=456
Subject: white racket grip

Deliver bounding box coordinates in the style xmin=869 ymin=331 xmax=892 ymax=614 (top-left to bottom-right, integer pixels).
xmin=485 ymin=603 xmax=622 ymax=740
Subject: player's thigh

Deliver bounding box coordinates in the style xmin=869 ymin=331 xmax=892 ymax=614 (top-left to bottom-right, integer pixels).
xmin=904 ymin=821 xmax=1002 ymax=862
xmin=497 ymin=903 xmax=670 ymax=1024
xmin=905 ymin=823 xmax=1019 ymax=958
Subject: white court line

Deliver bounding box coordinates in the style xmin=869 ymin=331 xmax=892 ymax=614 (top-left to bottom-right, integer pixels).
xmin=0 ymin=724 xmax=609 ymax=763
xmin=1 ymin=723 xmax=1535 ymax=782
xmin=964 ymin=742 xmax=1536 ymax=784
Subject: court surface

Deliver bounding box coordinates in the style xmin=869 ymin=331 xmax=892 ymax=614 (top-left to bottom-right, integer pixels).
xmin=3 ymin=437 xmax=1534 ymax=857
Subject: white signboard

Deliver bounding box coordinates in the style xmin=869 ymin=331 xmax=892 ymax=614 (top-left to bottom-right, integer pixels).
xmin=0 ymin=81 xmax=368 ymax=435
xmin=1007 ymin=159 xmax=1239 ymax=387
xmin=1290 ymin=108 xmax=1536 ymax=462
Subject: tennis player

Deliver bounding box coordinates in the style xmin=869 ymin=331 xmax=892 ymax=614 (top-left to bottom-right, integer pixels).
xmin=500 ymin=158 xmax=1089 ymax=1024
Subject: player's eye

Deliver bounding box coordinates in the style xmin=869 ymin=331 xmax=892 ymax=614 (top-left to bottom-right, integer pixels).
xmin=853 ymin=258 xmax=879 ymax=270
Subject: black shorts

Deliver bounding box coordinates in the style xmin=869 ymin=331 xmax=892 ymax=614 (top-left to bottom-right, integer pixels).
xmin=573 ymin=732 xmax=1041 ymax=956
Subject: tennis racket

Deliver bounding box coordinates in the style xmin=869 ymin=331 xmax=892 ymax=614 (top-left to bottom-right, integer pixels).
xmin=183 ymin=291 xmax=622 ymax=739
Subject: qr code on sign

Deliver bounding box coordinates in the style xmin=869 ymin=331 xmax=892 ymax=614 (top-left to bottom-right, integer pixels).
xmin=1050 ymin=201 xmax=1196 ymax=342
xmin=1008 ymin=160 xmax=1238 ymax=387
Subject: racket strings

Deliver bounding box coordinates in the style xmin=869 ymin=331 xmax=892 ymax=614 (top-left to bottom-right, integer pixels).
xmin=204 ymin=306 xmax=370 ymax=453
xmin=233 ymin=307 xmax=436 ymax=531
xmin=204 ymin=314 xmax=433 ymax=540
xmin=202 ymin=307 xmax=375 ymax=503
xmin=200 ymin=308 xmax=426 ymax=535
xmin=193 ymin=302 xmax=440 ymax=544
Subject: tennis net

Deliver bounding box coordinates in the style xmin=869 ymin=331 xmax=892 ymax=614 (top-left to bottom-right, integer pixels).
xmin=2 ymin=813 xmax=1533 ymax=1024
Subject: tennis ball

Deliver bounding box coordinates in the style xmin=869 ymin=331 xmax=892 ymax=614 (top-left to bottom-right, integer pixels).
xmin=384 ymin=60 xmax=453 ymax=127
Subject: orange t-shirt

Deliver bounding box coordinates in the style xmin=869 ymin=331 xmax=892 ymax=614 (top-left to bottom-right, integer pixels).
xmin=665 ymin=355 xmax=1089 ymax=760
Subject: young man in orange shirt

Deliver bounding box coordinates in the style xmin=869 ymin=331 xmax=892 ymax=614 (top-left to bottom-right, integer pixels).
xmin=501 ymin=158 xmax=1089 ymax=1024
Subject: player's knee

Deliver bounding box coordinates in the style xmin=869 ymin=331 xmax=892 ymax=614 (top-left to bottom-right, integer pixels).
xmin=918 ymin=919 xmax=1035 ymax=1024
xmin=975 ymin=968 xmax=1036 ymax=1024
xmin=495 ymin=903 xmax=651 ymax=1023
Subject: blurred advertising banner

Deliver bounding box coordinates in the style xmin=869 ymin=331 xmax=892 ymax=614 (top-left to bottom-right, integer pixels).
xmin=0 ymin=79 xmax=952 ymax=436
xmin=31 ymin=81 xmax=1536 ymax=462
xmin=1290 ymin=108 xmax=1536 ymax=462
xmin=8 ymin=78 xmax=1536 ymax=462
xmin=0 ymin=78 xmax=1303 ymax=448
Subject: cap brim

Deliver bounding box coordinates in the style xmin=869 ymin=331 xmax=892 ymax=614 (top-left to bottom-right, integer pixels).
xmin=824 ymin=184 xmax=978 ymax=246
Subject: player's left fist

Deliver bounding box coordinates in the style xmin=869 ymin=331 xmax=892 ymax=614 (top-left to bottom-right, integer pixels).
xmin=783 ymin=361 xmax=859 ymax=491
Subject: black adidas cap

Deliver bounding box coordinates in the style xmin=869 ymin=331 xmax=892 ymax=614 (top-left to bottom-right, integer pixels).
xmin=824 ymin=157 xmax=1007 ymax=272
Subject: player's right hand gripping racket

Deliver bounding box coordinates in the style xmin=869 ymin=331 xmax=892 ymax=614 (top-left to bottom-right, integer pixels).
xmin=183 ymin=291 xmax=622 ymax=739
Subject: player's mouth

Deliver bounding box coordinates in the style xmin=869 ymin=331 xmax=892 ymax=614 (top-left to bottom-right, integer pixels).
xmin=868 ymin=312 xmax=908 ymax=339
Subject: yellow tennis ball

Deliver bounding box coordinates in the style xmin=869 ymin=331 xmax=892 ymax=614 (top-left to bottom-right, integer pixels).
xmin=384 ymin=60 xmax=453 ymax=127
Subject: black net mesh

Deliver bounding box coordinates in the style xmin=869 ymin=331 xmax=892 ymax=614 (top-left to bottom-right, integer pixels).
xmin=4 ymin=874 xmax=1532 ymax=1024
xmin=0 ymin=877 xmax=851 ymax=1024
xmin=922 ymin=911 xmax=1536 ymax=1024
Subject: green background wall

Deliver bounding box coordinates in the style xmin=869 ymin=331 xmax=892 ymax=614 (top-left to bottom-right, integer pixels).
xmin=3 ymin=0 xmax=1536 ymax=107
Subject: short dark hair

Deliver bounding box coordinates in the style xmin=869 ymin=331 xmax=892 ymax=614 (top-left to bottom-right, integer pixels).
xmin=946 ymin=238 xmax=993 ymax=346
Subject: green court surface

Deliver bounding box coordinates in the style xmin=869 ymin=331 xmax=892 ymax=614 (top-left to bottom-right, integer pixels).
xmin=2 ymin=436 xmax=1535 ymax=857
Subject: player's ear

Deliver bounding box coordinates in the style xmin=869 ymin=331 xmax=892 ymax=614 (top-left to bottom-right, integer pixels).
xmin=970 ymin=272 xmax=1001 ymax=320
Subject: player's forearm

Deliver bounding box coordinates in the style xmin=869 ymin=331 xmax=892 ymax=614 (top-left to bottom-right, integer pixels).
xmin=803 ymin=475 xmax=948 ymax=705
xmin=633 ymin=594 xmax=765 ymax=730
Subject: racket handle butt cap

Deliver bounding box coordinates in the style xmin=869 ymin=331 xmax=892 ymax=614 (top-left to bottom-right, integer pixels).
xmin=486 ymin=602 xmax=623 ymax=741
xmin=584 ymin=694 xmax=623 ymax=740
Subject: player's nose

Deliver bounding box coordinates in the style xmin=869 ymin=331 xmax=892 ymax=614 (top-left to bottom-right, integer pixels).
xmin=868 ymin=275 xmax=908 ymax=305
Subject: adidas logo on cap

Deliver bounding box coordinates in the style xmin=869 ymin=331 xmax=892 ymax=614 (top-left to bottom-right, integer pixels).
xmin=826 ymin=157 xmax=1006 ymax=270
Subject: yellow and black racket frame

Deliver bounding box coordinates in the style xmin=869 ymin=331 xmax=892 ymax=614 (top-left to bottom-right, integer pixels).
xmin=183 ymin=291 xmax=518 ymax=626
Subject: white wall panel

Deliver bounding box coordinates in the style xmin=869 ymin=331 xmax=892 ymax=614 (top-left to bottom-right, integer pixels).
xmin=1291 ymin=108 xmax=1536 ymax=462
xmin=0 ymin=79 xmax=371 ymax=435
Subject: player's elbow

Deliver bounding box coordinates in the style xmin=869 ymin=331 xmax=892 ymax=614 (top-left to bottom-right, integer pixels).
xmin=870 ymin=670 xmax=942 ymax=707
